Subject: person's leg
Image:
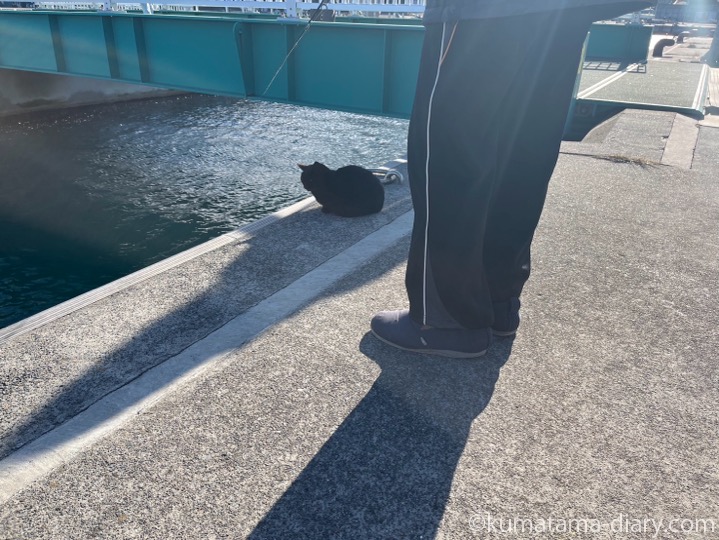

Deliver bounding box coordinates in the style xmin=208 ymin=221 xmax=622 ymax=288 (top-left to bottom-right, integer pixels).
xmin=484 ymin=2 xmax=649 ymax=334
xmin=403 ymin=17 xmax=534 ymax=331
xmin=372 ymin=16 xmax=542 ymax=356
xmin=373 ymin=3 xmax=647 ymax=353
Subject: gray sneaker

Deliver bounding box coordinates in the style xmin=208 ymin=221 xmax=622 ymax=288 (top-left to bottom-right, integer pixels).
xmin=370 ymin=309 xmax=492 ymax=358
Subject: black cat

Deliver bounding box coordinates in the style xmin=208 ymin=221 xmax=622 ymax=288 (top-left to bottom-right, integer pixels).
xmin=298 ymin=162 xmax=384 ymax=217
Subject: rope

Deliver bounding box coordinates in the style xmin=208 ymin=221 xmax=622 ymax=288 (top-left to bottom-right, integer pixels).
xmin=261 ymin=0 xmax=331 ymax=97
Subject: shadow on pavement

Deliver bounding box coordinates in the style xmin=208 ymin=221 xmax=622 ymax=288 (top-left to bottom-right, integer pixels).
xmin=249 ymin=334 xmax=513 ymax=539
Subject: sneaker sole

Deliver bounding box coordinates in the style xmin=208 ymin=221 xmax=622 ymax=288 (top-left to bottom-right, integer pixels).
xmin=491 ymin=329 xmax=517 ymax=338
xmin=370 ymin=330 xmax=488 ymax=359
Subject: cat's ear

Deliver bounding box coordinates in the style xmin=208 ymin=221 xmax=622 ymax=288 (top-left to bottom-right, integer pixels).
xmin=298 ymin=163 xmax=309 ymax=171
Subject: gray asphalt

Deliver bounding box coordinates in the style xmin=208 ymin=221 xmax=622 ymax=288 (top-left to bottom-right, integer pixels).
xmin=0 ymin=111 xmax=718 ymax=539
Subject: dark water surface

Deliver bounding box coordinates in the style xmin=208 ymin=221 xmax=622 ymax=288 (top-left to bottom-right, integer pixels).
xmin=0 ymin=94 xmax=408 ymax=329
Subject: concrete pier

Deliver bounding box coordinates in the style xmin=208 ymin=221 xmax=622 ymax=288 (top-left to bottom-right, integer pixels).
xmin=0 ymin=69 xmax=176 ymax=117
xmin=0 ymin=111 xmax=718 ymax=538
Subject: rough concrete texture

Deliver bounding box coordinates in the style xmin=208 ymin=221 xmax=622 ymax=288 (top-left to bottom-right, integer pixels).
xmin=0 ymin=111 xmax=718 ymax=539
xmin=0 ymin=170 xmax=411 ymax=460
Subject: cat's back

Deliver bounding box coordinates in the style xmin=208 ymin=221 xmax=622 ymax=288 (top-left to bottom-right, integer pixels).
xmin=336 ymin=165 xmax=383 ymax=192
xmin=333 ymin=165 xmax=384 ymax=216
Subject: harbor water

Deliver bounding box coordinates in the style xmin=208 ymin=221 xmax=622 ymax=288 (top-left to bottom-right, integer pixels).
xmin=0 ymin=94 xmax=408 ymax=329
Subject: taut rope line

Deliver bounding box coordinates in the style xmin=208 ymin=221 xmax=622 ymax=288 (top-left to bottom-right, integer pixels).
xmin=261 ymin=0 xmax=331 ymax=97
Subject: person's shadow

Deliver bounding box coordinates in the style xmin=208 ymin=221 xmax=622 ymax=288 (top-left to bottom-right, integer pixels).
xmin=249 ymin=333 xmax=513 ymax=539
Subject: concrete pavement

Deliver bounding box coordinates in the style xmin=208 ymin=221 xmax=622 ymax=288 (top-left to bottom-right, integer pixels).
xmin=0 ymin=111 xmax=718 ymax=539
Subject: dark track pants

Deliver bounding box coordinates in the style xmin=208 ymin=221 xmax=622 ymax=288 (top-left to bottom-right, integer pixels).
xmin=405 ymin=3 xmax=647 ymax=330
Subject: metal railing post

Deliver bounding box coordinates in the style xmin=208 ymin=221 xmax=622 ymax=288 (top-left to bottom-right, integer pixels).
xmin=286 ymin=0 xmax=298 ymax=18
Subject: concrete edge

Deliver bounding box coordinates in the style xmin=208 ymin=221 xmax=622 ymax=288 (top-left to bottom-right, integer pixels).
xmin=0 ymin=210 xmax=413 ymax=506
xmin=698 ymin=114 xmax=719 ymax=128
xmin=661 ymin=113 xmax=700 ymax=169
xmin=692 ymin=63 xmax=710 ymax=111
xmin=0 ymin=196 xmax=318 ymax=346
xmin=580 ymin=112 xmax=622 ymax=144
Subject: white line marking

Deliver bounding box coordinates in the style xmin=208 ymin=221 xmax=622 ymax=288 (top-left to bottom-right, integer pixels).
xmin=0 ymin=210 xmax=413 ymax=505
xmin=422 ymin=23 xmax=447 ymax=326
xmin=577 ymin=63 xmax=641 ymax=100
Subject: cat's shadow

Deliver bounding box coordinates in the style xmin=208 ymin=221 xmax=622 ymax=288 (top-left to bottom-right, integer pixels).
xmin=248 ymin=334 xmax=513 ymax=539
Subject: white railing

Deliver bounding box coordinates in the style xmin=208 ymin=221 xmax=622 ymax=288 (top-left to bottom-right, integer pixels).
xmin=3 ymin=0 xmax=425 ymax=16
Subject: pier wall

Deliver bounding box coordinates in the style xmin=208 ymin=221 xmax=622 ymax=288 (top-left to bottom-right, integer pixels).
xmin=0 ymin=69 xmax=179 ymax=117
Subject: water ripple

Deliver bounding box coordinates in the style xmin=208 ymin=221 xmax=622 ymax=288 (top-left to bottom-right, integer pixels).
xmin=0 ymin=94 xmax=408 ymax=328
